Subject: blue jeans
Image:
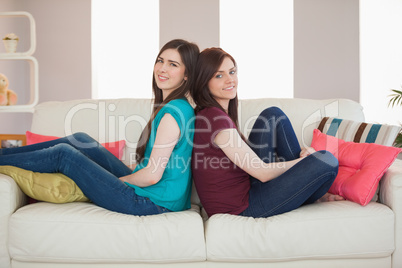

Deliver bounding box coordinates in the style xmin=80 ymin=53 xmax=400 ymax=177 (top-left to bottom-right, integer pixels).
xmin=240 ymin=107 xmax=339 ymax=218
xmin=0 ymin=132 xmax=170 ymax=216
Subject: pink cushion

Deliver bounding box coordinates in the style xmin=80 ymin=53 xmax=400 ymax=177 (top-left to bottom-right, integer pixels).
xmin=311 ymin=129 xmax=401 ymax=206
xmin=26 ymin=131 xmax=126 ymax=160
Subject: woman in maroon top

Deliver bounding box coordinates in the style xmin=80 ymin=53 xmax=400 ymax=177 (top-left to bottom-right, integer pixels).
xmin=191 ymin=47 xmax=344 ymax=218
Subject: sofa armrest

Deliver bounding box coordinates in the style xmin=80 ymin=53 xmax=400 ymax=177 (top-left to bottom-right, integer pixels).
xmin=0 ymin=174 xmax=27 ymax=268
xmin=0 ymin=173 xmax=27 ymax=212
xmin=379 ymin=158 xmax=402 ymax=268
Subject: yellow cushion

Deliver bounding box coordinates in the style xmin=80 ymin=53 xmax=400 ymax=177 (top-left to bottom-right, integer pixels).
xmin=0 ymin=166 xmax=89 ymax=203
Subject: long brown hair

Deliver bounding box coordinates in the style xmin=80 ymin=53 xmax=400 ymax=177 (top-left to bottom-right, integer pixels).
xmin=136 ymin=39 xmax=200 ymax=162
xmin=191 ymin=47 xmax=244 ymax=138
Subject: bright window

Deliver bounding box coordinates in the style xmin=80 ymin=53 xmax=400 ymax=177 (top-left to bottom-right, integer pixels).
xmin=360 ymin=0 xmax=402 ymax=125
xmin=220 ymin=0 xmax=293 ymax=99
xmin=91 ymin=0 xmax=159 ymax=99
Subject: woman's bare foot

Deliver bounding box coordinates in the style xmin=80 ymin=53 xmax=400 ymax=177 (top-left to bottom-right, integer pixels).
xmin=316 ymin=192 xmax=345 ymax=203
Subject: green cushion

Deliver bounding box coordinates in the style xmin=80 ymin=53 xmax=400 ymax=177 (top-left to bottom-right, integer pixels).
xmin=0 ymin=166 xmax=89 ymax=203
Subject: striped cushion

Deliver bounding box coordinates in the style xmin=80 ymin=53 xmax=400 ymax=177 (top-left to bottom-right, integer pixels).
xmin=317 ymin=117 xmax=401 ymax=146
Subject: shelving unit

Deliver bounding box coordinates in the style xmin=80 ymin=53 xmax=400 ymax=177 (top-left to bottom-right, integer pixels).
xmin=0 ymin=11 xmax=38 ymax=113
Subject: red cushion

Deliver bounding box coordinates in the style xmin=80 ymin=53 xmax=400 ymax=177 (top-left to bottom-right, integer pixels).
xmin=26 ymin=131 xmax=125 ymax=160
xmin=311 ymin=129 xmax=401 ymax=205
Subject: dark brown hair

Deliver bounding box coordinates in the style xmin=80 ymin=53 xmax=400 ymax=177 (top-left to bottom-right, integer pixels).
xmin=136 ymin=39 xmax=200 ymax=162
xmin=191 ymin=47 xmax=244 ymax=138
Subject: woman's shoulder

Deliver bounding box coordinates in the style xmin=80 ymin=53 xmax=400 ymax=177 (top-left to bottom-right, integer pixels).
xmin=196 ymin=107 xmax=235 ymax=129
xmin=197 ymin=106 xmax=228 ymax=117
xmin=195 ymin=107 xmax=236 ymax=136
xmin=164 ymin=98 xmax=194 ymax=114
xmin=158 ymin=98 xmax=195 ymax=125
xmin=166 ymin=98 xmax=192 ymax=108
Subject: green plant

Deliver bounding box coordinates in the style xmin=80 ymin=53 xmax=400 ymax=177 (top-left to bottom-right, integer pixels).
xmin=388 ymin=87 xmax=402 ymax=148
xmin=394 ymin=132 xmax=402 ymax=148
xmin=388 ymin=88 xmax=402 ymax=108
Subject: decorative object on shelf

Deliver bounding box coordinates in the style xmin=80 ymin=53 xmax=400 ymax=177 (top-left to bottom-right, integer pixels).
xmin=2 ymin=33 xmax=19 ymax=53
xmin=0 ymin=12 xmax=38 ymax=112
xmin=0 ymin=134 xmax=26 ymax=148
xmin=0 ymin=73 xmax=18 ymax=105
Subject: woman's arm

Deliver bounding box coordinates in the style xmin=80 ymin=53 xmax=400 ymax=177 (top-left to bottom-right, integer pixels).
xmin=127 ymin=163 xmax=137 ymax=171
xmin=300 ymin=147 xmax=316 ymax=157
xmin=214 ymin=128 xmax=303 ymax=183
xmin=119 ymin=113 xmax=180 ymax=187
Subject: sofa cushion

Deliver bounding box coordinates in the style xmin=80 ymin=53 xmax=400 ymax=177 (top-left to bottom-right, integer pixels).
xmin=26 ymin=131 xmax=126 ymax=160
xmin=9 ymin=202 xmax=206 ymax=264
xmin=0 ymin=166 xmax=89 ymax=203
xmin=311 ymin=129 xmax=401 ymax=205
xmin=317 ymin=117 xmax=401 ymax=146
xmin=205 ymin=201 xmax=394 ymax=262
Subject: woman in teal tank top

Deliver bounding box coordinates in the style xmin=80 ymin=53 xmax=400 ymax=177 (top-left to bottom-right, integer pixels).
xmin=0 ymin=39 xmax=199 ymax=216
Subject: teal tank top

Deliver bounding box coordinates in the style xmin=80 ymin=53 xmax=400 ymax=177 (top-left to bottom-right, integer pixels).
xmin=127 ymin=98 xmax=195 ymax=211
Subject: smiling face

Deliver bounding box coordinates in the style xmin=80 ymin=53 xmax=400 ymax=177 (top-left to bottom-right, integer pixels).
xmin=154 ymin=48 xmax=187 ymax=100
xmin=207 ymin=57 xmax=238 ymax=111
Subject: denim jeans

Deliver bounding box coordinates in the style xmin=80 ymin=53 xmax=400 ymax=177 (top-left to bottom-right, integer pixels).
xmin=0 ymin=132 xmax=170 ymax=216
xmin=240 ymin=107 xmax=339 ymax=218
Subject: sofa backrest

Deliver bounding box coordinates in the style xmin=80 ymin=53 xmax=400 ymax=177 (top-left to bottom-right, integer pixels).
xmin=31 ymin=98 xmax=152 ymax=166
xmin=31 ymin=97 xmax=364 ymax=166
xmin=238 ymin=98 xmax=364 ymax=148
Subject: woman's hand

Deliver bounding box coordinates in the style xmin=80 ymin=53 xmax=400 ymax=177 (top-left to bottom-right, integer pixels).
xmin=300 ymin=147 xmax=316 ymax=158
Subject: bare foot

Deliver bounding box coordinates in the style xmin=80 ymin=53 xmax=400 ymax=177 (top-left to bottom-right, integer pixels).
xmin=316 ymin=192 xmax=345 ymax=203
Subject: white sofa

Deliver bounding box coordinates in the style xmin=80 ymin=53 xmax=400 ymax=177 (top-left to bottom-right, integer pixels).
xmin=1 ymin=98 xmax=401 ymax=268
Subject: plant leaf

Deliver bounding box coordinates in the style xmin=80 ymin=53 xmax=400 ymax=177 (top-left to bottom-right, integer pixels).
xmin=388 ymin=88 xmax=402 ymax=107
xmin=394 ymin=132 xmax=402 ymax=148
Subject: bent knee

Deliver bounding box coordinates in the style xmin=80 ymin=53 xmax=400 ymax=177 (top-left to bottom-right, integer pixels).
xmin=71 ymin=132 xmax=95 ymax=143
xmin=260 ymin=106 xmax=285 ymax=117
xmin=313 ymin=150 xmax=339 ymax=172
xmin=52 ymin=144 xmax=84 ymax=161
xmin=53 ymin=143 xmax=76 ymax=153
xmin=258 ymin=107 xmax=290 ymax=126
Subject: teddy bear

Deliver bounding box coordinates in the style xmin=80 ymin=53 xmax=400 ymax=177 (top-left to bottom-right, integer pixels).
xmin=0 ymin=73 xmax=18 ymax=105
